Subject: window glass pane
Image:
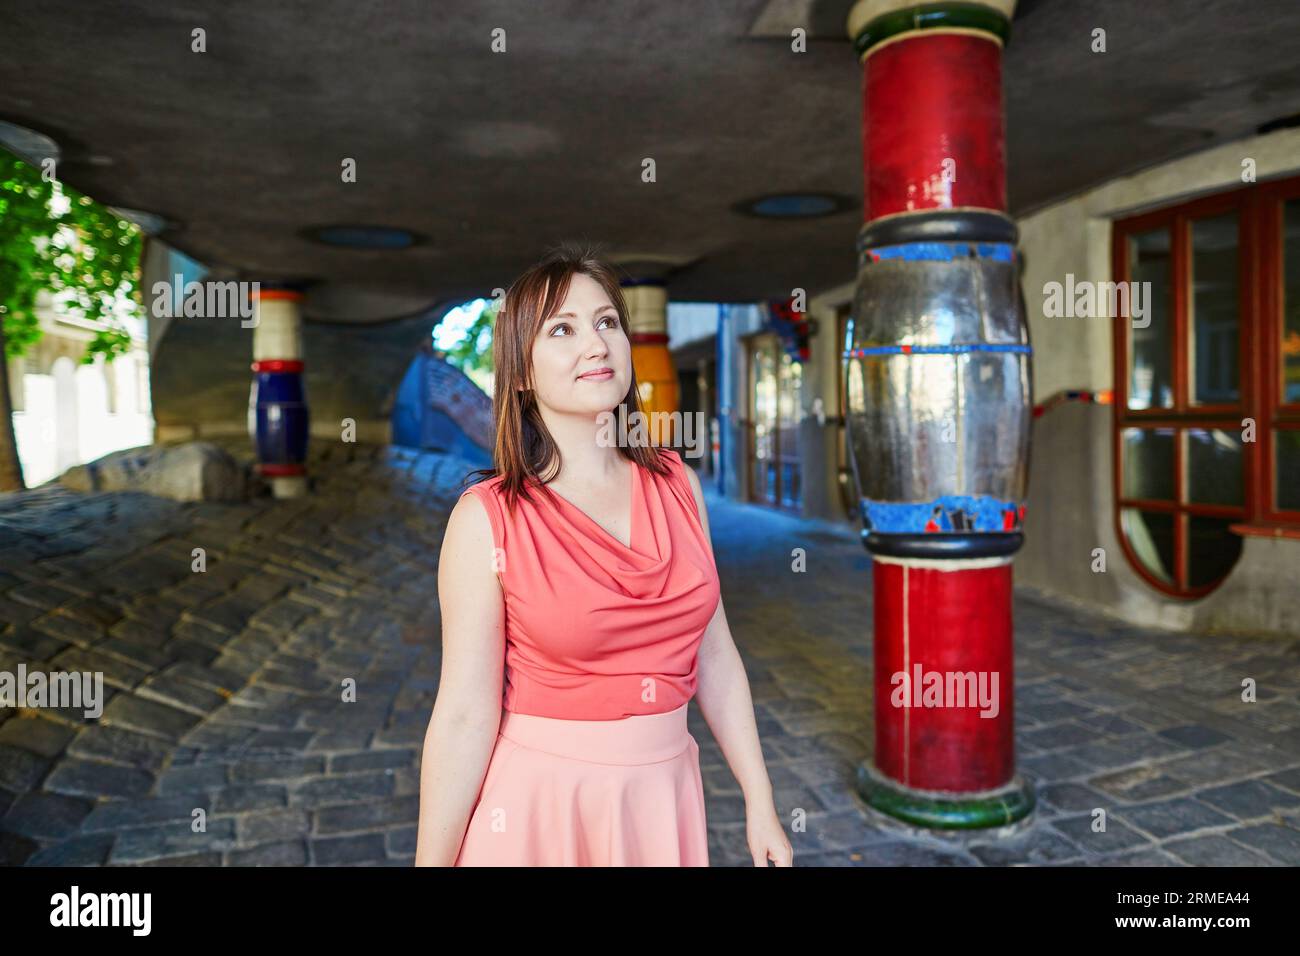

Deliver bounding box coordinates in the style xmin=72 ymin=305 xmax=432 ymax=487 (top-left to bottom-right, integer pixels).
xmin=1186 ymin=428 xmax=1243 ymax=506
xmin=1190 ymin=212 xmax=1240 ymax=405
xmin=1121 ymin=509 xmax=1175 ymax=584
xmin=1186 ymin=515 xmax=1243 ymax=588
xmin=1277 ymin=429 xmax=1300 ymax=512
xmin=1284 ymin=199 xmax=1300 ymax=404
xmin=1128 ymin=229 xmax=1172 ymax=409
xmin=1121 ymin=427 xmax=1175 ymax=500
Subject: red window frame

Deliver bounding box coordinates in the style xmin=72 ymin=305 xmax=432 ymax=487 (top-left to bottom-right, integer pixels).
xmin=1112 ymin=173 xmax=1300 ymax=598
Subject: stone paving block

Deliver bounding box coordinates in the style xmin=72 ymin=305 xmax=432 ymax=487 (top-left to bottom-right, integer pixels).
xmin=7 ymin=580 xmax=86 ymax=611
xmin=101 ymin=693 xmax=203 ymax=741
xmin=136 ymin=675 xmax=229 ymax=715
xmin=706 ymin=824 xmax=752 ymax=862
xmin=227 ymin=839 xmax=307 ymax=866
xmin=314 ymin=795 xmax=419 ymax=834
xmin=156 ymin=763 xmax=230 ymax=795
xmin=1051 ymin=813 xmax=1151 ymax=855
xmin=1223 ymin=823 xmax=1300 ymax=864
xmin=0 ymin=714 xmax=76 ymax=758
xmin=1194 ymin=779 xmax=1300 ymax=821
xmin=308 ymin=730 xmax=375 ymax=753
xmin=328 ymin=749 xmax=416 ymax=774
xmin=44 ymin=757 xmax=154 ymax=800
xmin=248 ymin=599 xmax=312 ymax=633
xmin=1020 ymin=699 xmax=1099 ymax=725
xmin=57 ymin=597 xmax=127 ymax=630
xmin=291 ymin=772 xmax=397 ymax=810
xmin=160 ymin=659 xmax=247 ymax=694
xmin=0 ymin=597 xmax=45 ymax=628
xmin=1022 ymin=721 xmax=1099 ymax=751
xmin=49 ymin=646 xmax=152 ymax=691
xmin=0 ymin=830 xmax=39 ymax=865
xmin=80 ymin=794 xmax=211 ymax=832
xmin=213 ymin=784 xmax=288 ymax=812
xmin=170 ymin=619 xmax=234 ymax=652
xmin=1075 ymin=711 xmax=1148 ymax=736
xmin=1093 ymin=848 xmax=1185 ymax=866
xmin=386 ymin=824 xmax=417 ymax=856
xmin=1088 ymin=765 xmax=1193 ymax=804
xmin=1157 ymin=724 xmax=1234 ymax=749
xmin=117 ymin=600 xmax=184 ymax=633
xmin=1037 ymin=781 xmax=1114 ymax=814
xmin=243 ymin=729 xmax=317 ymax=754
xmin=1157 ymin=748 xmax=1278 ymax=787
xmin=109 ymin=817 xmax=238 ymax=863
xmin=1117 ymin=797 xmax=1237 ymax=840
xmin=67 ymin=725 xmax=174 ymax=771
xmin=968 ymin=824 xmax=1085 ymax=865
xmin=230 ymin=756 xmax=327 ymax=783
xmin=1263 ymin=765 xmax=1300 ymax=794
xmin=1 ymin=790 xmax=94 ymax=840
xmin=802 ymin=810 xmax=892 ymax=851
xmin=255 ymin=668 xmax=336 ymax=695
xmin=310 ymin=832 xmax=388 ymax=865
xmin=1163 ymin=834 xmax=1276 ymax=866
xmin=237 ymin=808 xmax=311 ymax=844
xmin=0 ymin=743 xmax=50 ymax=791
xmin=0 ymin=625 xmax=68 ymax=660
xmin=180 ymin=723 xmax=260 ymax=750
xmin=30 ymin=611 xmax=105 ymax=646
xmin=854 ymin=840 xmax=978 ymax=866
xmin=24 ymin=832 xmax=114 ymax=866
xmin=94 ymin=637 xmax=173 ymax=671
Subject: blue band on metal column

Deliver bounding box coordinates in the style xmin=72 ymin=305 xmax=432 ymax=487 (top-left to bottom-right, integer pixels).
xmin=861 ymin=495 xmax=1026 ymax=534
xmin=843 ymin=343 xmax=1031 ymax=358
xmin=864 ymin=241 xmax=1016 ymax=263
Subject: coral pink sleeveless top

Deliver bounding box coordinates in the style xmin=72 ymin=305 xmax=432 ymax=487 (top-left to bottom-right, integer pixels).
xmin=459 ymin=448 xmax=721 ymax=721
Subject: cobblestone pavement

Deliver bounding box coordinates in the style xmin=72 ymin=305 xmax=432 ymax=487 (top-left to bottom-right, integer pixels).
xmin=1 ymin=441 xmax=1299 ymax=866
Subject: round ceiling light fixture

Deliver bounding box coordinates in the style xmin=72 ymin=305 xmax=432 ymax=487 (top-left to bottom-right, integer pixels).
xmin=734 ymin=192 xmax=855 ymax=219
xmin=305 ymin=225 xmax=423 ymax=250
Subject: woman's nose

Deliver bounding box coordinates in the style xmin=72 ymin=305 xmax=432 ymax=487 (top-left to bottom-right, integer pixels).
xmin=580 ymin=326 xmax=609 ymax=357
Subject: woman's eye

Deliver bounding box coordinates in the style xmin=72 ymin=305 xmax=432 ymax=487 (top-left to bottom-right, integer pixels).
xmin=599 ymin=314 xmax=618 ymax=328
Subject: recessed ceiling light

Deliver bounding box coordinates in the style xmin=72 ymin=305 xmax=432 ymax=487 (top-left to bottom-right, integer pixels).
xmin=735 ymin=192 xmax=854 ymax=219
xmin=306 ymin=225 xmax=421 ymax=250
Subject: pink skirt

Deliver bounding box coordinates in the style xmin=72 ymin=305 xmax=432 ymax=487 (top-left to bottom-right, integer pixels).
xmin=454 ymin=702 xmax=710 ymax=866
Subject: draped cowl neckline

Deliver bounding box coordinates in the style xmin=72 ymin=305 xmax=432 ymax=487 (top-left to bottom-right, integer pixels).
xmin=462 ymin=448 xmax=720 ymax=720
xmin=536 ymin=458 xmax=641 ymax=554
xmin=517 ymin=451 xmax=700 ymax=596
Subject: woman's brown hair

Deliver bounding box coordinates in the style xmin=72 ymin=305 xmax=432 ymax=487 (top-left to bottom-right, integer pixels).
xmin=460 ymin=242 xmax=672 ymax=515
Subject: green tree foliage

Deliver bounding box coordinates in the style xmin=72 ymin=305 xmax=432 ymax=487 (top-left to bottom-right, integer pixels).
xmin=443 ymin=297 xmax=497 ymax=385
xmin=0 ymin=148 xmax=142 ymax=363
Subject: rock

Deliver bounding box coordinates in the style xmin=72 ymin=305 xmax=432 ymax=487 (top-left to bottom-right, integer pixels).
xmin=59 ymin=442 xmax=254 ymax=502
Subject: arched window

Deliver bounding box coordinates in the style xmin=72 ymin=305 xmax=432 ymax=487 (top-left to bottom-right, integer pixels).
xmin=1113 ymin=175 xmax=1300 ymax=597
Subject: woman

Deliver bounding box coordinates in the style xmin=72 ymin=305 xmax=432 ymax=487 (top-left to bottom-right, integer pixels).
xmin=415 ymin=244 xmax=792 ymax=867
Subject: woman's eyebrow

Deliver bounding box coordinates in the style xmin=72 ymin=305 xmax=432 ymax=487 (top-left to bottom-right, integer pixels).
xmin=551 ymin=305 xmax=616 ymax=319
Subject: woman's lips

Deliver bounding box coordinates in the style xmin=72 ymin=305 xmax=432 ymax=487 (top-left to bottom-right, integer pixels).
xmin=578 ymin=369 xmax=614 ymax=381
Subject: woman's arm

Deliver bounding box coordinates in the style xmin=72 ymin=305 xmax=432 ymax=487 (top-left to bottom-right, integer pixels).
xmin=414 ymin=490 xmax=507 ymax=866
xmin=681 ymin=463 xmax=793 ymax=866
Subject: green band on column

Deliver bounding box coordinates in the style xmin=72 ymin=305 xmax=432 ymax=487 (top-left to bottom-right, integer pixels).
xmin=853 ymin=1 xmax=1011 ymax=58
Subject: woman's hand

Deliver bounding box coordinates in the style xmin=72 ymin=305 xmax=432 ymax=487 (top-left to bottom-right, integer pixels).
xmin=746 ymin=801 xmax=794 ymax=866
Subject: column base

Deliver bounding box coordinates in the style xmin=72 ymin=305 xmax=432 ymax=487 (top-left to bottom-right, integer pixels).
xmin=855 ymin=761 xmax=1036 ymax=830
xmin=268 ymin=474 xmax=309 ymax=499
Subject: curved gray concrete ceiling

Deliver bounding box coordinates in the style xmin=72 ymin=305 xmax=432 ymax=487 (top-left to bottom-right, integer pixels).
xmin=3 ymin=0 xmax=1300 ymax=321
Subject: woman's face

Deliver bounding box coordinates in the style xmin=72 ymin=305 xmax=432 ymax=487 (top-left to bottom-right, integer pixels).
xmin=527 ymin=271 xmax=631 ymax=419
